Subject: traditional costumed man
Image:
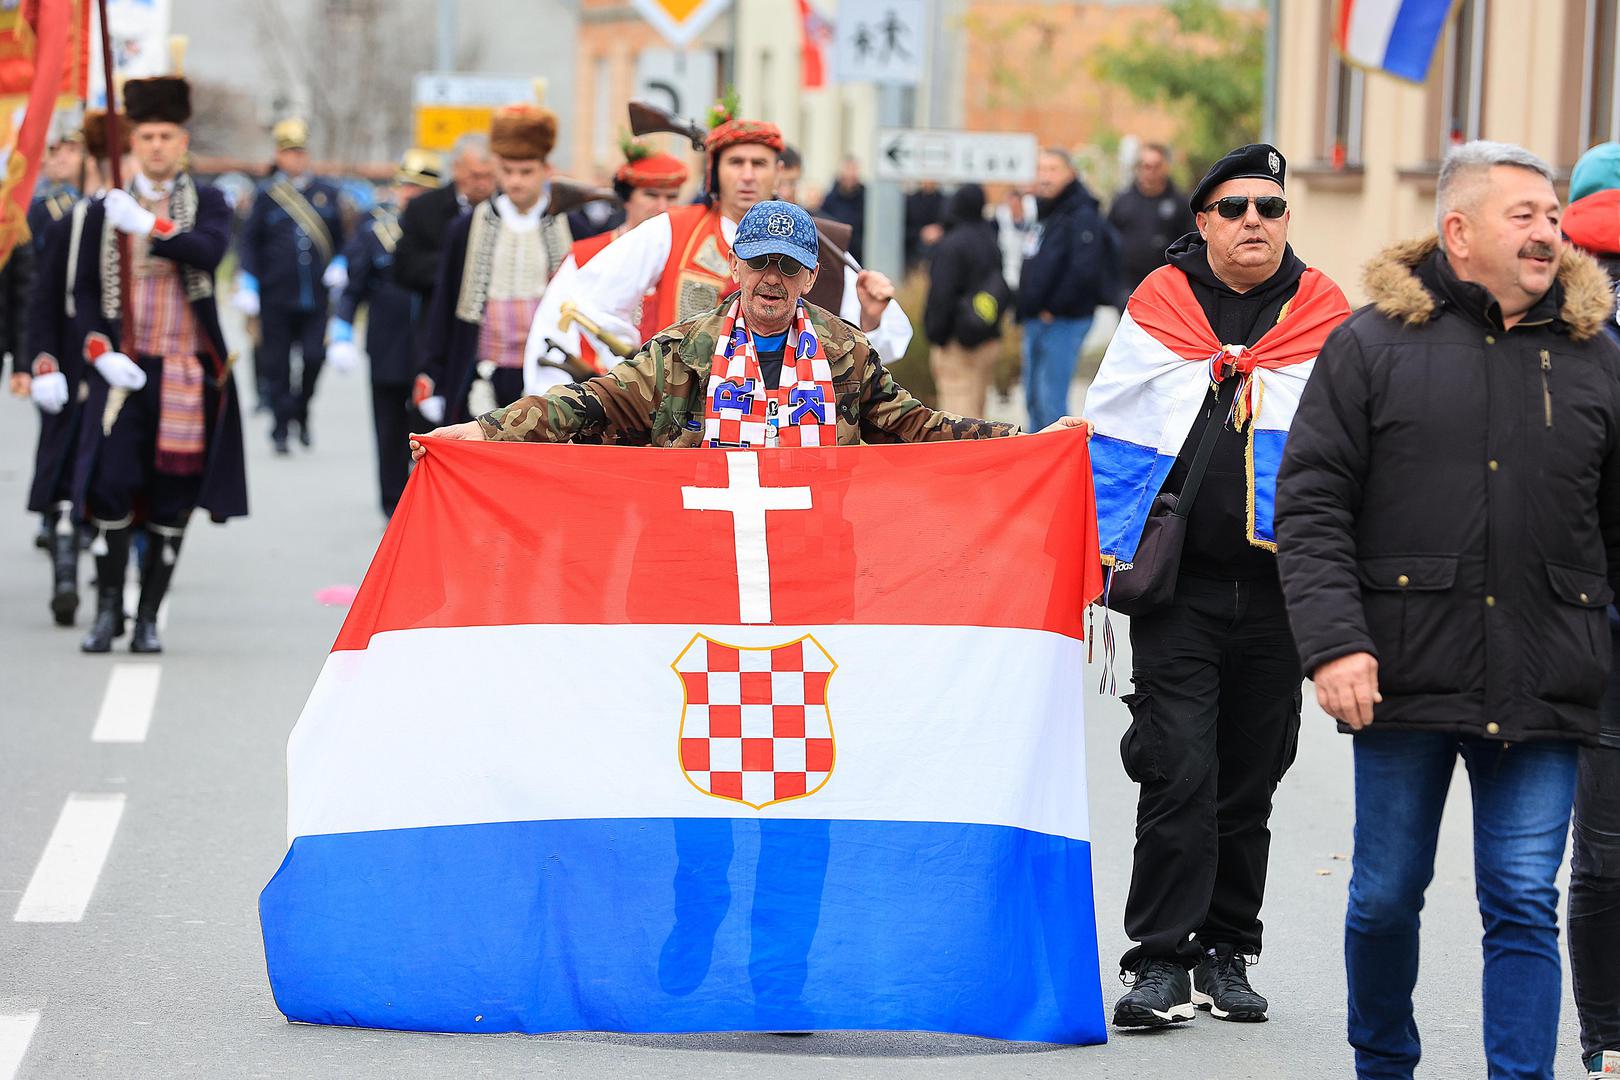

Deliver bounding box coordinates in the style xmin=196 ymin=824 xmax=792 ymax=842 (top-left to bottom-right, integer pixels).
xmin=233 ymin=118 xmax=346 ymax=453
xmin=327 ymin=148 xmax=443 ymax=518
xmin=520 ymin=94 xmax=911 ymax=400
xmin=414 ymin=199 xmax=1089 ymax=454
xmin=524 ymin=134 xmax=687 ymax=382
xmin=73 ymin=72 xmax=247 ymax=654
xmin=413 ymin=103 xmax=569 ymax=426
xmin=23 ymin=109 xmax=120 ymax=625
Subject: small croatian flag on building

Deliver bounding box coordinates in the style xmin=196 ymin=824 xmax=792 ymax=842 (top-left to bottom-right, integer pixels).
xmin=1083 ymin=264 xmax=1350 ymax=565
xmin=1336 ymin=0 xmax=1457 ymax=82
xmin=259 ymin=433 xmax=1108 ymax=1044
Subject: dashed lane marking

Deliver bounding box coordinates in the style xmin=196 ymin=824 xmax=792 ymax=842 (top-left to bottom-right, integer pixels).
xmin=14 ymin=794 xmax=127 ymax=923
xmin=90 ymin=663 xmax=161 ymax=744
xmin=0 ymin=1012 xmax=41 ymax=1080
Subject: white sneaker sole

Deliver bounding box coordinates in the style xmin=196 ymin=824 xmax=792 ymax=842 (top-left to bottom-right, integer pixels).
xmin=1191 ymin=986 xmax=1268 ymax=1022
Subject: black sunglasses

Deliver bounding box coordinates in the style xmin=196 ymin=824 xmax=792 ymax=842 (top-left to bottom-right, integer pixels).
xmin=1201 ymin=195 xmax=1288 ymax=219
xmin=744 ymin=253 xmax=808 ymax=277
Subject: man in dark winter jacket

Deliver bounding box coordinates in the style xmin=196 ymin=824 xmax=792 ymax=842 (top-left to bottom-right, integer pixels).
xmin=1017 ymin=148 xmax=1117 ymax=430
xmin=1090 ymin=142 xmax=1350 ymax=1032
xmin=922 ymin=184 xmax=1006 ymax=417
xmin=1108 ymin=142 xmax=1197 ymax=299
xmin=1275 ymin=140 xmax=1620 ymax=1080
xmin=1557 ymin=140 xmax=1620 ymax=1080
xmin=817 ymin=155 xmax=866 ymax=263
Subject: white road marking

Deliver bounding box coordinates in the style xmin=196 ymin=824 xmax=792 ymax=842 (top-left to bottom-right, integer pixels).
xmin=0 ymin=1012 xmax=41 ymax=1080
xmin=14 ymin=794 xmax=127 ymax=923
xmin=91 ymin=664 xmax=161 ymax=744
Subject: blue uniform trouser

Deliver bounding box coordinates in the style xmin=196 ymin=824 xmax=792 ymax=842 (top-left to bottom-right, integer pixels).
xmin=1346 ymin=731 xmax=1578 ymax=1080
xmin=1020 ymin=316 xmax=1091 ymax=431
xmin=260 ymin=302 xmax=327 ymax=440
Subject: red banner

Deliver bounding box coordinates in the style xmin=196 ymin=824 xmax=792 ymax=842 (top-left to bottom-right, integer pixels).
xmin=0 ymin=0 xmax=87 ymax=270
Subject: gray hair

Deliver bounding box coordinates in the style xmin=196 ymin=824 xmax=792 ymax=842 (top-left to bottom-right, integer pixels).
xmin=1435 ymin=140 xmax=1556 ymax=244
xmin=450 ymin=132 xmax=491 ymax=165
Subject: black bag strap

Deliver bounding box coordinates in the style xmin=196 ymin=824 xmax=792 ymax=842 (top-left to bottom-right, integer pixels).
xmin=1173 ymin=368 xmax=1241 ymax=519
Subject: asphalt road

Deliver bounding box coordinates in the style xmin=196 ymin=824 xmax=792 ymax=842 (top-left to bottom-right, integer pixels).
xmin=0 ymin=344 xmax=1588 ymax=1078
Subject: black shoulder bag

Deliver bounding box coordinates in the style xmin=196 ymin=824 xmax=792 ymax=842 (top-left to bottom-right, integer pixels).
xmin=1103 ymin=373 xmax=1238 ymax=617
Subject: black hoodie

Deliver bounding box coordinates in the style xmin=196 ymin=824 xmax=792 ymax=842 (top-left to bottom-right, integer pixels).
xmin=1160 ymin=231 xmax=1306 ymax=581
xmin=923 ymin=185 xmax=1004 ymax=346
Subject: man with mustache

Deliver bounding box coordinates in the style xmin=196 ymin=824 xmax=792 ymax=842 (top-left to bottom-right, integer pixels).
xmin=1276 ymin=140 xmax=1620 ymax=1080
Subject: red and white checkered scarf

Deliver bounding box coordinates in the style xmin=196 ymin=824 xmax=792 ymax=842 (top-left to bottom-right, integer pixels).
xmin=702 ymin=298 xmax=836 ymax=448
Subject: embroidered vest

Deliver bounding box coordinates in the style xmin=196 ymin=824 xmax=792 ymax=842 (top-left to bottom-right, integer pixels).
xmin=650 ymin=204 xmax=732 ymax=335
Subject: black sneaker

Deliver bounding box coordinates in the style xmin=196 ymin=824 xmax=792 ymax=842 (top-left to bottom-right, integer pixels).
xmin=1112 ymin=958 xmax=1194 ymax=1028
xmin=1192 ymin=945 xmax=1268 ymax=1022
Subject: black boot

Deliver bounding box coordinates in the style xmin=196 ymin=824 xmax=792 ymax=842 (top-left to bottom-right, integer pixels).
xmin=81 ymin=527 xmax=131 ymax=653
xmin=49 ymin=505 xmax=80 ymax=626
xmin=130 ymin=527 xmax=182 ymax=654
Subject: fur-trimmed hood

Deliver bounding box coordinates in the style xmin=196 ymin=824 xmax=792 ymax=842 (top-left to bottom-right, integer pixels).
xmin=1362 ymin=233 xmax=1615 ymax=342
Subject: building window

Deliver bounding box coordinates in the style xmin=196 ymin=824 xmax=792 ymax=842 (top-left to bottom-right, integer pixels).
xmin=1583 ymin=0 xmax=1620 ymax=146
xmin=1324 ymin=55 xmax=1365 ymax=168
xmin=1439 ymin=0 xmax=1487 ymax=151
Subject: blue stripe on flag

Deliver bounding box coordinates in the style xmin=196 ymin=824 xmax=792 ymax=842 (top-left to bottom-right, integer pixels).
xmin=1090 ymin=433 xmax=1178 ymax=562
xmin=1251 ymin=428 xmax=1289 ymax=547
xmin=260 ymin=817 xmax=1106 ymax=1044
xmin=1381 ymin=0 xmax=1454 ymax=81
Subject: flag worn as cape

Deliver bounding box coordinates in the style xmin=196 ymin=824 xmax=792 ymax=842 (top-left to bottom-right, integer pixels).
xmin=260 ymin=432 xmax=1108 ymax=1044
xmin=1083 ymin=261 xmax=1350 ymax=563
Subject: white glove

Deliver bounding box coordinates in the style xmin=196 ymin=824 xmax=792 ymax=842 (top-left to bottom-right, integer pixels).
xmin=94 ymin=351 xmax=147 ymax=391
xmin=417 ymin=395 xmax=446 ymax=425
xmin=322 ymin=261 xmax=348 ymax=291
xmin=232 ymin=288 xmax=261 ymax=317
xmin=30 ymin=370 xmax=68 ymax=413
xmin=103 ymin=189 xmax=157 ymax=236
xmin=327 ymin=340 xmax=360 ymax=374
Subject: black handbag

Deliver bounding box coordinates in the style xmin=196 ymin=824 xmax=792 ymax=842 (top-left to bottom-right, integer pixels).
xmin=1103 ymin=376 xmax=1236 ymax=617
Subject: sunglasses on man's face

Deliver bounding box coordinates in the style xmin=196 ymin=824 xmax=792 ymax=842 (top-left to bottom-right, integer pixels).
xmin=1202 ymin=195 xmax=1288 ymax=220
xmin=744 ymin=253 xmax=809 ymax=277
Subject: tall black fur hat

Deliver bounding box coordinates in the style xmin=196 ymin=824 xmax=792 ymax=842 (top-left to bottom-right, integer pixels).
xmin=123 ymin=76 xmax=192 ymax=126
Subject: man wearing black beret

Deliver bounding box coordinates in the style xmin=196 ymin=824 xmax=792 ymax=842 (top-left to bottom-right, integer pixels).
xmin=1085 ymin=143 xmax=1351 ymax=1029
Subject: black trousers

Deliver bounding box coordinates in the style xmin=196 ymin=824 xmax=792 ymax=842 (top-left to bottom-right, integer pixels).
xmin=1570 ymin=619 xmax=1620 ymax=1060
xmin=1120 ymin=572 xmax=1303 ymax=969
xmin=259 ymin=304 xmax=327 ymax=439
xmin=370 ymin=381 xmax=424 ymax=518
xmin=84 ymin=355 xmax=202 ymax=529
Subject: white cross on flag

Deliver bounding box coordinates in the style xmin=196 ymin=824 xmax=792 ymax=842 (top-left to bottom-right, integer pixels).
xmin=262 ymin=433 xmax=1107 ymax=1043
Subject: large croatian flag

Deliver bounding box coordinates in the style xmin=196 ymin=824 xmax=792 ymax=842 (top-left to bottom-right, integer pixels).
xmin=260 ymin=433 xmax=1107 ymax=1044
xmin=1083 ymin=263 xmax=1349 ymax=564
xmin=1337 ymin=0 xmax=1456 ymax=82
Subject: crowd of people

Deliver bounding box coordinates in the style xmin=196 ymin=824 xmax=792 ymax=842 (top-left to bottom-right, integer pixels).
xmin=3 ymin=70 xmax=1618 ymax=1080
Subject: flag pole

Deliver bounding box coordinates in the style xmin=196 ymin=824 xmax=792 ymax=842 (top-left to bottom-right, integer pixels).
xmin=95 ymin=0 xmax=133 ymax=347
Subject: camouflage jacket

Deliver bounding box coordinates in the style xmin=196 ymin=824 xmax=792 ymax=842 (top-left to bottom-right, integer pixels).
xmin=475 ymin=301 xmax=1020 ymax=446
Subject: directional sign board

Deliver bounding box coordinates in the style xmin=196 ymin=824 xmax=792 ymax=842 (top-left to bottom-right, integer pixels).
xmin=874 ymin=129 xmax=1040 ymax=184
xmin=835 ymin=0 xmax=925 ymax=86
xmin=413 ymin=73 xmax=537 ymax=152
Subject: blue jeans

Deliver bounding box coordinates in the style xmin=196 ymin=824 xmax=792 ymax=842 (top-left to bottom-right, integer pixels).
xmin=1346 ymin=731 xmax=1578 ymax=1080
xmin=1020 ymin=316 xmax=1091 ymax=431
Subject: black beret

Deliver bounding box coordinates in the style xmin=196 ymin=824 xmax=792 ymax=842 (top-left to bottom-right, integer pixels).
xmin=1189 ymin=143 xmax=1285 ymax=213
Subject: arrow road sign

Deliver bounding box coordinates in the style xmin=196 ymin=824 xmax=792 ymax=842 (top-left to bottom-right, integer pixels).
xmin=874 ymin=129 xmax=1039 ymax=184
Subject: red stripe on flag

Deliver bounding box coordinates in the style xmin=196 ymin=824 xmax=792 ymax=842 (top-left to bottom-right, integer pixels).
xmin=334 ymin=434 xmax=1103 ymax=651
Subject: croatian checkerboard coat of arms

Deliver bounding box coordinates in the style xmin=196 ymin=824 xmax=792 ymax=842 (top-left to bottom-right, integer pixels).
xmin=673 ymin=633 xmax=837 ymax=809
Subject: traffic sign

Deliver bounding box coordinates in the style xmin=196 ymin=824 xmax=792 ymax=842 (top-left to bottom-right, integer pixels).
xmin=873 ymin=128 xmax=1039 ymax=184
xmin=631 ymin=0 xmax=732 ymax=48
xmin=412 ymin=73 xmax=539 ymax=153
xmin=835 ymin=0 xmax=925 ymax=86
xmin=633 ymin=48 xmax=719 ymax=124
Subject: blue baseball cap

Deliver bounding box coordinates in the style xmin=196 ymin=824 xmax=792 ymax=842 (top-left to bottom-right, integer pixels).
xmin=733 ymin=199 xmax=819 ymax=269
xmin=1571 ymin=142 xmax=1620 ymax=202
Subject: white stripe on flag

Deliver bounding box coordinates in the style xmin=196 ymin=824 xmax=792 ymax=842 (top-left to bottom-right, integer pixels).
xmin=1344 ymin=0 xmax=1404 ymax=65
xmin=289 ymin=623 xmax=1091 ymax=844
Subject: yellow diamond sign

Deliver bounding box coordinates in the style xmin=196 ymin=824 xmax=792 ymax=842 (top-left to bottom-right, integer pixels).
xmin=631 ymin=0 xmax=732 ymax=47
